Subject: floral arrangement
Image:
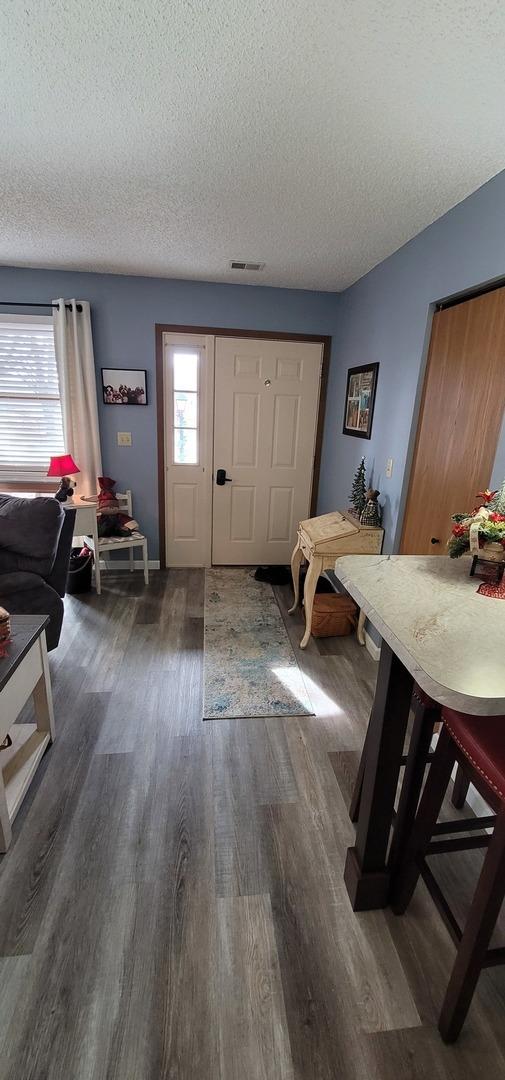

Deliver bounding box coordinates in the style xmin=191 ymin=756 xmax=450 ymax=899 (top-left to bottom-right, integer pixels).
xmin=448 ymin=481 xmax=505 ymax=558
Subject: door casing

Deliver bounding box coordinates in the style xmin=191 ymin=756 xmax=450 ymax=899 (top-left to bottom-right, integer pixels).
xmin=156 ymin=325 xmax=331 ymax=569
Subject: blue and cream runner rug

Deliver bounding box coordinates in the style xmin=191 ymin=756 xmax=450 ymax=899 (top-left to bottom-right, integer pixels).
xmin=203 ymin=568 xmax=314 ymax=720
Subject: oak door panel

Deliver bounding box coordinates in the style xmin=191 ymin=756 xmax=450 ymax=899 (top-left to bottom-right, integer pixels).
xmin=401 ymin=290 xmax=505 ymax=555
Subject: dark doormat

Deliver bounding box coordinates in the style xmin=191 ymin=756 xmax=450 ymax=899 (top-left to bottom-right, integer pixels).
xmin=254 ymin=565 xmax=291 ymax=586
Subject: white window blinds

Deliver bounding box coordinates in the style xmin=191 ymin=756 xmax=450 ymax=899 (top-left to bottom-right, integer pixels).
xmin=0 ymin=315 xmax=65 ymax=482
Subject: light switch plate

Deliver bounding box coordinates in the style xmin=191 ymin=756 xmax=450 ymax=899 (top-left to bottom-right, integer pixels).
xmin=117 ymin=432 xmax=132 ymax=446
xmin=385 ymin=458 xmax=393 ymax=478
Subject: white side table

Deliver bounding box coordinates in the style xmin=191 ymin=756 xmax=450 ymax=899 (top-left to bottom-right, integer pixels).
xmin=289 ymin=510 xmax=384 ymax=648
xmin=66 ymin=496 xmax=101 ymax=594
xmin=0 ymin=615 xmax=55 ymax=852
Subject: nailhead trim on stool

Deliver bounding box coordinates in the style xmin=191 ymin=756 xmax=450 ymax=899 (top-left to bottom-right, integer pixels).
xmin=412 ymin=684 xmax=440 ymax=710
xmin=442 ymin=707 xmax=505 ymax=801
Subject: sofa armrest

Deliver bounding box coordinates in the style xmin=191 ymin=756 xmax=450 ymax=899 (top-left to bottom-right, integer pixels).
xmin=45 ymin=507 xmax=76 ymax=597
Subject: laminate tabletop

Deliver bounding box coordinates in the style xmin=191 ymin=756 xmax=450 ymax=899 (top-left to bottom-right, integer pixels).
xmin=0 ymin=614 xmax=49 ymax=693
xmin=334 ymin=554 xmax=505 ymax=716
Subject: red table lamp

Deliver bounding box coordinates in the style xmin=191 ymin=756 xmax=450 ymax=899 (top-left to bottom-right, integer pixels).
xmin=47 ymin=453 xmax=80 ymax=503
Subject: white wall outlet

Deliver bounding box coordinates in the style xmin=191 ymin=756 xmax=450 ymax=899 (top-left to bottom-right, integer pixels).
xmin=385 ymin=458 xmax=393 ymax=478
xmin=117 ymin=431 xmax=132 ymax=446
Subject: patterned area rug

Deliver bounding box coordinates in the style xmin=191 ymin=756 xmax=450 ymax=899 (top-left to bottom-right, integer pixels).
xmin=203 ymin=568 xmax=314 ymax=720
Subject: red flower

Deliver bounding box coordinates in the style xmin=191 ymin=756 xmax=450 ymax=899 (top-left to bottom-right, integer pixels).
xmin=476 ymin=489 xmax=497 ymax=503
xmin=489 ymin=512 xmax=505 ymax=523
xmin=452 ymin=523 xmax=467 ymax=537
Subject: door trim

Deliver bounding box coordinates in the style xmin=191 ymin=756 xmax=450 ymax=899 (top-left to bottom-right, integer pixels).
xmin=156 ymin=324 xmax=331 ymax=568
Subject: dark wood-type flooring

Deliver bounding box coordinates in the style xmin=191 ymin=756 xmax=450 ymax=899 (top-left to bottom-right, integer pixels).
xmin=1 ymin=569 xmax=505 ymax=1079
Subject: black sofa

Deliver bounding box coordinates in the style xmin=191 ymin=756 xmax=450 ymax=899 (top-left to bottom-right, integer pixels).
xmin=0 ymin=494 xmax=75 ymax=650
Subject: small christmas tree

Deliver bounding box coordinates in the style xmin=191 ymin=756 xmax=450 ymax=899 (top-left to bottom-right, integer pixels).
xmin=349 ymin=457 xmax=367 ymax=517
xmin=489 ymin=479 xmax=505 ymax=515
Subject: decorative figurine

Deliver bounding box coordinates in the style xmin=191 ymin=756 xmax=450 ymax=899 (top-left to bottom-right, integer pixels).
xmin=54 ymin=475 xmax=76 ymax=502
xmin=360 ymin=488 xmax=382 ymax=527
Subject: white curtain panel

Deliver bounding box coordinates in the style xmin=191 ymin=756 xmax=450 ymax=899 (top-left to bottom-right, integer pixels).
xmin=53 ymin=299 xmax=102 ymax=496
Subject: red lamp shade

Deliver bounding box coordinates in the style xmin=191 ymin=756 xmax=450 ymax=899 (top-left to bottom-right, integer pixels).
xmin=47 ymin=454 xmax=80 ymax=478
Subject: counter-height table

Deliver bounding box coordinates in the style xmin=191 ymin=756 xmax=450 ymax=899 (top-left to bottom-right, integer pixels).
xmin=334 ymin=555 xmax=505 ymax=911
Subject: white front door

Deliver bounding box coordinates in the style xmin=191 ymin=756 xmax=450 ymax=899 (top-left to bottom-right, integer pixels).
xmin=164 ymin=334 xmax=213 ymax=567
xmin=211 ymin=337 xmax=323 ymax=564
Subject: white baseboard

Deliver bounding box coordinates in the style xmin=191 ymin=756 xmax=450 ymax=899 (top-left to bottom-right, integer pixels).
xmin=96 ymin=559 xmax=160 ymax=570
xmin=364 ymin=630 xmax=381 ymax=661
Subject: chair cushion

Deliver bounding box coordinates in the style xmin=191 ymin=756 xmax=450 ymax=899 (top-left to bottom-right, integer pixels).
xmin=85 ymin=532 xmax=145 ymax=546
xmin=442 ymin=707 xmax=505 ymax=802
xmin=0 ymin=571 xmax=47 ymax=596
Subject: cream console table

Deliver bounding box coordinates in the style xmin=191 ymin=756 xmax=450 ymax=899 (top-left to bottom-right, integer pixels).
xmin=288 ymin=511 xmax=384 ymax=648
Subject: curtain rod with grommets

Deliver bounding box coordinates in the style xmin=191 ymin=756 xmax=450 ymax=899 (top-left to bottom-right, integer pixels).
xmin=0 ymin=300 xmax=83 ymax=312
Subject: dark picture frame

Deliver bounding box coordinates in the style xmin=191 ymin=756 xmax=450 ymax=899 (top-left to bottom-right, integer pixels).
xmin=342 ymin=362 xmax=379 ymax=439
xmin=101 ymin=367 xmax=148 ymax=405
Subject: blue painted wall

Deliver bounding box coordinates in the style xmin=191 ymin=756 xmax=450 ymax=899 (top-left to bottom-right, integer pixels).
xmin=4 ymin=167 xmax=505 ymax=563
xmin=318 ymin=169 xmax=505 ymax=552
xmin=0 ymin=266 xmax=338 ymax=558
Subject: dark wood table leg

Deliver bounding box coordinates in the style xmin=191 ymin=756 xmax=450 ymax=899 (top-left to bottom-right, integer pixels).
xmin=344 ymin=642 xmax=413 ymax=910
xmin=387 ymin=696 xmax=439 ymax=889
xmin=348 ymin=708 xmax=372 ymax=823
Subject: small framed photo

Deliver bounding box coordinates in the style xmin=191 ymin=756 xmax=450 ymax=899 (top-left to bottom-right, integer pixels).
xmin=343 ymin=363 xmax=379 ymax=439
xmin=101 ymin=367 xmax=147 ymax=405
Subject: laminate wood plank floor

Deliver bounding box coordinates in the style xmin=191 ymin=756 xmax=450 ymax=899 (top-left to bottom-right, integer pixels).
xmin=1 ymin=569 xmax=505 ymax=1079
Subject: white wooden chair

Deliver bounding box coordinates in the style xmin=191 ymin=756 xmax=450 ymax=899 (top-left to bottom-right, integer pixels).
xmin=84 ymin=490 xmax=149 ymax=591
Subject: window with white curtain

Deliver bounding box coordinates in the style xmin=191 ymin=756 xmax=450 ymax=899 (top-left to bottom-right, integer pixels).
xmin=0 ymin=314 xmax=65 ymax=484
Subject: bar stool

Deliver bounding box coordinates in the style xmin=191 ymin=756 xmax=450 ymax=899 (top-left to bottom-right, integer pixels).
xmin=392 ymin=706 xmax=505 ymax=1043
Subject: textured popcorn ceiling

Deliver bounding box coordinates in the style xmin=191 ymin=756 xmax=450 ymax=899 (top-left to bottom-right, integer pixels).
xmin=2 ymin=1 xmax=505 ymax=291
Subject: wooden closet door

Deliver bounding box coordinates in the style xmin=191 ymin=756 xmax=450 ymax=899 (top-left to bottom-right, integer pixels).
xmin=401 ymin=289 xmax=505 ymax=555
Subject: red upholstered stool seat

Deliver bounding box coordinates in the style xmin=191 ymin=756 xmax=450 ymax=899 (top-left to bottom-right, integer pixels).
xmin=393 ymin=705 xmax=505 ymax=1043
xmin=442 ymin=707 xmax=505 ymax=805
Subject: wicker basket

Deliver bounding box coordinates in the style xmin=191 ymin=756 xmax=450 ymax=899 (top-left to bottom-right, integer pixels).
xmin=311 ymin=594 xmax=358 ymax=638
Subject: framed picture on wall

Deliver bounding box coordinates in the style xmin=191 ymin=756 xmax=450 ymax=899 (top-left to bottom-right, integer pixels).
xmin=342 ymin=363 xmax=379 ymax=439
xmin=101 ymin=367 xmax=148 ymax=405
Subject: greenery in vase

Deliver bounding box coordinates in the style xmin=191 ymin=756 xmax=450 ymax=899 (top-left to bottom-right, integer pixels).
xmin=349 ymin=457 xmax=367 ymax=517
xmin=447 ymin=483 xmax=505 ymax=558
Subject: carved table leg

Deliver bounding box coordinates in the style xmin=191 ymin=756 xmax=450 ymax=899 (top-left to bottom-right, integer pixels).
xmin=288 ymin=538 xmax=303 ymax=614
xmin=357 ymin=609 xmax=366 ymax=645
xmin=300 ymin=555 xmax=322 ymax=649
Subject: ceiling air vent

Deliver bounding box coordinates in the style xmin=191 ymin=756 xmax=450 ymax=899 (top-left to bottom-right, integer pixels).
xmin=230 ymin=260 xmax=265 ymax=271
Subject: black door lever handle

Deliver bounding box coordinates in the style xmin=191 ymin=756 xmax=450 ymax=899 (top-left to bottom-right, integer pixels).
xmin=216 ymin=468 xmax=233 ymax=486
xmin=430 ymin=537 xmax=440 ymax=544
